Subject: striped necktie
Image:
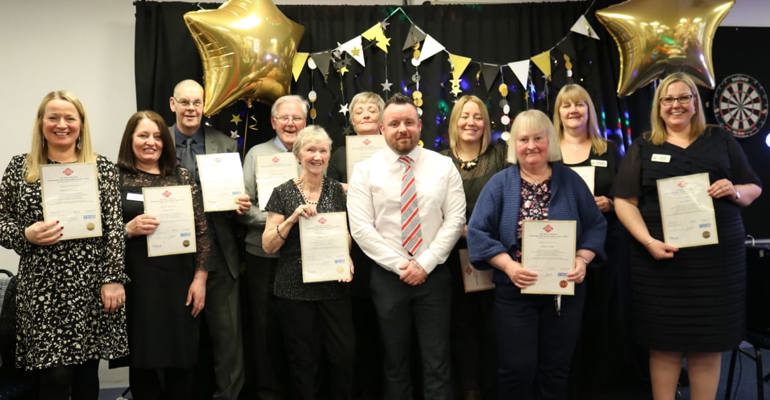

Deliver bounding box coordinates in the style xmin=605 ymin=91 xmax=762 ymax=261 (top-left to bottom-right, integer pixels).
xmin=399 ymin=155 xmax=423 ymax=256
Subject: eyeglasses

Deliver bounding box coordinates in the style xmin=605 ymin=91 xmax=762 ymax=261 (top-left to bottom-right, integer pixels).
xmin=175 ymin=98 xmax=203 ymax=108
xmin=660 ymin=94 xmax=694 ymax=106
xmin=274 ymin=115 xmax=305 ymax=123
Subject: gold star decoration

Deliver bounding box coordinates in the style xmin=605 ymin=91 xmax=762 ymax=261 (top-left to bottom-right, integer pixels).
xmin=450 ymin=77 xmax=462 ymax=97
xmin=184 ymin=0 xmax=305 ymax=116
xmin=230 ymin=114 xmax=242 ymax=125
xmin=351 ymin=46 xmax=361 ymax=57
xmin=339 ymin=66 xmax=349 ymax=76
xmin=596 ymin=0 xmax=734 ymax=96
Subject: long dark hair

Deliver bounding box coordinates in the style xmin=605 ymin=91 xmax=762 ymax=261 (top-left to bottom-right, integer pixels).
xmin=117 ymin=110 xmax=177 ymax=176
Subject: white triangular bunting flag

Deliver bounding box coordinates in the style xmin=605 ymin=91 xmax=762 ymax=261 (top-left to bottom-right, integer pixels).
xmin=417 ymin=35 xmax=446 ymax=63
xmin=508 ymin=60 xmax=530 ymax=87
xmin=337 ymin=36 xmax=366 ymax=67
xmin=570 ymin=15 xmax=600 ymax=40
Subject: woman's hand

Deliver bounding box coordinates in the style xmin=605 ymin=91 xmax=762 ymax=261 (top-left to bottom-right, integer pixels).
xmin=234 ymin=194 xmax=252 ymax=215
xmin=339 ymin=257 xmax=355 ymax=283
xmin=186 ymin=271 xmax=207 ymax=317
xmin=594 ymin=196 xmax=614 ymax=212
xmin=126 ymin=214 xmax=159 ymax=238
xmin=291 ymin=204 xmax=317 ymax=221
xmin=567 ymin=258 xmax=588 ymax=283
xmin=100 ymin=283 xmax=125 ymax=313
xmin=707 ymin=178 xmax=738 ymax=200
xmin=645 ymin=238 xmax=678 ymax=260
xmin=340 ymin=183 xmax=349 ymax=194
xmin=503 ymin=261 xmax=538 ymax=288
xmin=24 ymin=220 xmax=62 ymax=246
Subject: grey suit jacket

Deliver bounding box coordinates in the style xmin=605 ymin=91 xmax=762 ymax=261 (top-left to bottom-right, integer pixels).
xmin=172 ymin=124 xmax=242 ymax=278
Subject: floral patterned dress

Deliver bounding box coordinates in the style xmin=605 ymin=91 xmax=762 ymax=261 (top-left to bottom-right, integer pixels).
xmin=0 ymin=154 xmax=128 ymax=370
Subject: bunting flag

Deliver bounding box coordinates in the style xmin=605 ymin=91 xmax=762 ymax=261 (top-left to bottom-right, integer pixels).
xmin=570 ymin=15 xmax=600 ymax=40
xmin=402 ymin=25 xmax=427 ymax=51
xmin=480 ymin=63 xmax=500 ymax=93
xmin=508 ymin=60 xmax=530 ymax=88
xmin=361 ymin=22 xmax=391 ymax=53
xmin=447 ymin=53 xmax=472 ymax=81
xmin=530 ymin=50 xmax=552 ymax=80
xmin=416 ymin=35 xmax=445 ymax=63
xmin=311 ymin=52 xmax=333 ymax=81
xmin=292 ymin=52 xmax=309 ymax=81
xmin=337 ymin=36 xmax=365 ymax=67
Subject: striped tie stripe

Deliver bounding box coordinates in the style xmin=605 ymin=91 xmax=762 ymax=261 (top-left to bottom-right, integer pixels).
xmin=398 ymin=156 xmax=423 ymax=256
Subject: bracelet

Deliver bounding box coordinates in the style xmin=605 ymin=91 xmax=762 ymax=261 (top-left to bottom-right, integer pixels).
xmin=275 ymin=224 xmax=287 ymax=241
xmin=576 ymin=255 xmax=590 ymax=265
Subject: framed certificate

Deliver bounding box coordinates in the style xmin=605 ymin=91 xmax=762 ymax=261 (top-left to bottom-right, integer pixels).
xmin=459 ymin=248 xmax=495 ymax=293
xmin=142 ymin=185 xmax=196 ymax=257
xmin=196 ymin=152 xmax=245 ymax=212
xmin=40 ymin=163 xmax=102 ymax=240
xmin=299 ymin=212 xmax=351 ymax=283
xmin=345 ymin=135 xmax=386 ymax=182
xmin=521 ymin=220 xmax=576 ymax=295
xmin=256 ymin=153 xmax=298 ymax=211
xmin=569 ymin=166 xmax=595 ymax=195
xmin=657 ymin=172 xmax=718 ymax=248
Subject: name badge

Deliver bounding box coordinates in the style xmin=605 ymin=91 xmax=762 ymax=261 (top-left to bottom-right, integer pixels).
xmin=126 ymin=192 xmax=144 ymax=202
xmin=590 ymin=159 xmax=608 ymax=168
xmin=651 ymin=153 xmax=671 ymax=163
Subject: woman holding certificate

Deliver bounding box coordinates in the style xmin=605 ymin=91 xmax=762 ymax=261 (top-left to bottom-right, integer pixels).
xmin=440 ymin=95 xmax=507 ymax=400
xmin=467 ymin=109 xmax=606 ymax=400
xmin=613 ymin=72 xmax=762 ymax=400
xmin=116 ymin=110 xmax=210 ymax=399
xmin=262 ymin=125 xmax=355 ymax=400
xmin=0 ymin=90 xmax=127 ymax=399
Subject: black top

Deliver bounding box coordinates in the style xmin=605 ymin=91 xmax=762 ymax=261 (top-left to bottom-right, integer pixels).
xmin=441 ymin=140 xmax=508 ymax=221
xmin=265 ymin=177 xmax=350 ymax=301
xmin=561 ymin=141 xmax=619 ymax=199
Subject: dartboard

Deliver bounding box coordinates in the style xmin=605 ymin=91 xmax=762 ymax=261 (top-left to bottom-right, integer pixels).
xmin=713 ymin=74 xmax=768 ymax=138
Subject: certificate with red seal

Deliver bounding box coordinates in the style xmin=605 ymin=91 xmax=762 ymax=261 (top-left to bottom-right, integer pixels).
xmin=520 ymin=220 xmax=576 ymax=295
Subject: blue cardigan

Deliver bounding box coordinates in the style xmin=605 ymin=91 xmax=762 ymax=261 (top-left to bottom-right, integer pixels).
xmin=467 ymin=163 xmax=607 ymax=284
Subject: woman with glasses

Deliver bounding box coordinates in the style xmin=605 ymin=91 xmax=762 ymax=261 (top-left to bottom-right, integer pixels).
xmin=613 ymin=72 xmax=762 ymax=399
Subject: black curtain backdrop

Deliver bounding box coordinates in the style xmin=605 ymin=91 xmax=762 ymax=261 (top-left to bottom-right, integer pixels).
xmin=133 ymin=2 xmax=768 ymax=236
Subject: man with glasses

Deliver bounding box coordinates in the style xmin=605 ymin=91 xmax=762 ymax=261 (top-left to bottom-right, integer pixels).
xmin=240 ymin=94 xmax=308 ymax=399
xmin=169 ymin=79 xmax=248 ymax=400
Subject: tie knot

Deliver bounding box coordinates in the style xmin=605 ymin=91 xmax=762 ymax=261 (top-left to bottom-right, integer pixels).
xmin=398 ymin=155 xmax=413 ymax=166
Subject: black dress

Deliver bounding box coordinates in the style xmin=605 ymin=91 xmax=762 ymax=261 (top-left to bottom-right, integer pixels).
xmin=613 ymin=127 xmax=761 ymax=352
xmin=120 ymin=166 xmax=210 ymax=368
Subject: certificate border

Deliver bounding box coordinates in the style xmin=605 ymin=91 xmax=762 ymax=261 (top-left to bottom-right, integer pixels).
xmin=299 ymin=211 xmax=351 ymax=283
xmin=656 ymin=172 xmax=719 ymax=248
xmin=256 ymin=152 xmax=298 ymax=211
xmin=196 ymin=152 xmax=245 ymax=212
xmin=40 ymin=163 xmax=103 ymax=241
xmin=458 ymin=248 xmax=495 ymax=293
xmin=345 ymin=135 xmax=386 ymax=183
xmin=520 ymin=220 xmax=576 ymax=295
xmin=142 ymin=185 xmax=197 ymax=257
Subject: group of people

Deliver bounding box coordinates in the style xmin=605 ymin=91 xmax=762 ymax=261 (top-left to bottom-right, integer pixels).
xmin=0 ymin=72 xmax=761 ymax=400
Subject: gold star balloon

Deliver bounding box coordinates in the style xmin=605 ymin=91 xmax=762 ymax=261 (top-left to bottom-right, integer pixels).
xmin=596 ymin=0 xmax=734 ymax=97
xmin=184 ymin=0 xmax=304 ymax=116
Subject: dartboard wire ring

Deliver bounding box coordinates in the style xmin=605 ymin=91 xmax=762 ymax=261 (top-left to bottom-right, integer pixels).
xmin=713 ymin=74 xmax=768 ymax=138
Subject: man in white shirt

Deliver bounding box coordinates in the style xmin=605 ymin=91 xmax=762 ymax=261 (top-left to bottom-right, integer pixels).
xmin=348 ymin=93 xmax=466 ymax=399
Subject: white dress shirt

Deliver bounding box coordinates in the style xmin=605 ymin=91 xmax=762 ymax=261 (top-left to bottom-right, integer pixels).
xmin=347 ymin=145 xmax=466 ymax=275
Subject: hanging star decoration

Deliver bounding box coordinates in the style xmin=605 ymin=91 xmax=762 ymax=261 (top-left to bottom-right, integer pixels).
xmin=380 ymin=79 xmax=393 ymax=93
xmin=596 ymin=0 xmax=735 ymax=96
xmin=339 ymin=103 xmax=350 ymax=116
xmin=184 ymin=0 xmax=305 ymax=116
xmin=450 ymin=77 xmax=462 ymax=97
xmin=248 ymin=115 xmax=259 ymax=132
xmin=339 ymin=66 xmax=349 ymax=76
xmin=230 ymin=114 xmax=242 ymax=125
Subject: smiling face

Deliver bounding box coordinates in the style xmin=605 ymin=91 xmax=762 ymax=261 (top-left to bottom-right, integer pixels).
xmin=558 ymin=98 xmax=589 ymax=134
xmin=457 ymin=101 xmax=485 ymax=145
xmin=132 ymin=117 xmax=164 ymax=169
xmin=42 ymin=99 xmax=81 ymax=154
xmin=515 ymin=128 xmax=550 ymax=170
xmin=170 ymin=81 xmax=204 ymax=135
xmin=271 ymin=100 xmax=307 ymax=150
xmin=298 ymin=139 xmax=330 ymax=176
xmin=351 ymin=101 xmax=381 ymax=135
xmin=659 ymin=81 xmax=696 ymax=133
xmin=381 ymin=103 xmax=422 ymax=155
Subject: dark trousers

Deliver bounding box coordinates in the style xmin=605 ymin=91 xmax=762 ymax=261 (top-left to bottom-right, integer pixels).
xmin=275 ymin=297 xmax=355 ymax=400
xmin=130 ymin=367 xmax=194 ymax=400
xmin=243 ymin=253 xmax=286 ymax=399
xmin=36 ymin=359 xmax=99 ymax=400
xmin=495 ymin=284 xmax=585 ymax=400
xmin=204 ymin=267 xmax=245 ymax=400
xmin=370 ymin=264 xmax=452 ymax=400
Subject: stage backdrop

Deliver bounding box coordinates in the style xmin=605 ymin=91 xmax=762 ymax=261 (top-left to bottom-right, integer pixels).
xmin=133 ymin=1 xmax=768 ymax=237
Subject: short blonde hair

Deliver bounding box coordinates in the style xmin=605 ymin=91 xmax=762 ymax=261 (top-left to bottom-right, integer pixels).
xmin=26 ymin=90 xmax=96 ymax=183
xmin=447 ymin=95 xmax=491 ymax=156
xmin=507 ymin=109 xmax=562 ymax=164
xmin=292 ymin=125 xmax=333 ymax=159
xmin=649 ymin=72 xmax=706 ymax=145
xmin=552 ymin=84 xmax=607 ymax=155
xmin=349 ymin=92 xmax=384 ymax=125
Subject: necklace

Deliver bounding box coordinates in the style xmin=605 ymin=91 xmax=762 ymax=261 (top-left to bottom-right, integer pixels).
xmin=520 ymin=167 xmax=551 ymax=185
xmin=295 ymin=177 xmax=322 ymax=205
xmin=455 ymin=150 xmax=480 ymax=171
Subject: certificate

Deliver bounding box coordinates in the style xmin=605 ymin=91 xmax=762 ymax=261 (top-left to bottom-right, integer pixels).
xmin=196 ymin=152 xmax=245 ymax=212
xmin=346 ymin=135 xmax=386 ymax=182
xmin=256 ymin=153 xmax=298 ymax=210
xmin=521 ymin=220 xmax=576 ymax=295
xmin=459 ymin=248 xmax=495 ymax=293
xmin=40 ymin=163 xmax=102 ymax=240
xmin=143 ymin=185 xmax=196 ymax=257
xmin=570 ymin=166 xmax=595 ymax=195
xmin=299 ymin=212 xmax=351 ymax=283
xmin=657 ymin=172 xmax=718 ymax=248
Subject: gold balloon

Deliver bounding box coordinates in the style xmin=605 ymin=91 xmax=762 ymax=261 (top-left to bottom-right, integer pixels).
xmin=184 ymin=0 xmax=304 ymax=116
xmin=596 ymin=0 xmax=734 ymax=97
